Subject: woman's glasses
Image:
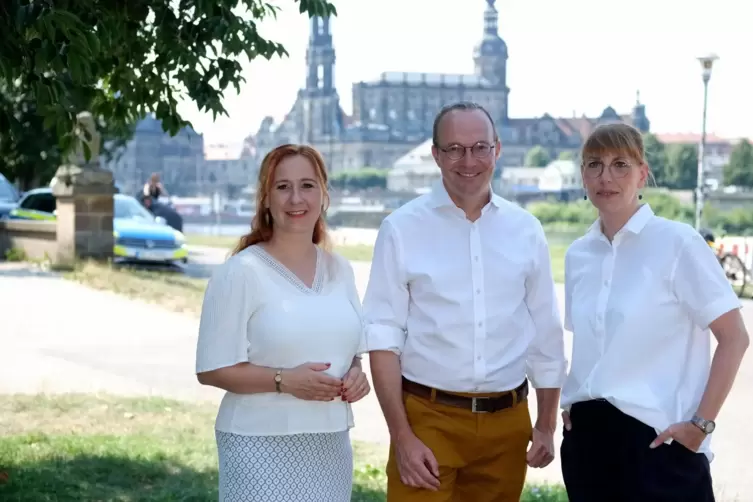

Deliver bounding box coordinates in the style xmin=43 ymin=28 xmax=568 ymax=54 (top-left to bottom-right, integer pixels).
xmin=582 ymin=160 xmax=633 ymax=179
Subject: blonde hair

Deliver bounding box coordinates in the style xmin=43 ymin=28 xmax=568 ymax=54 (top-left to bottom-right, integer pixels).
xmin=581 ymin=123 xmax=645 ymax=164
xmin=232 ymin=144 xmax=332 ymax=256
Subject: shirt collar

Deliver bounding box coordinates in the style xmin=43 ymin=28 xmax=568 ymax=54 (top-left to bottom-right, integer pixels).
xmin=586 ymin=203 xmax=655 ymax=240
xmin=428 ymin=179 xmax=504 ymax=210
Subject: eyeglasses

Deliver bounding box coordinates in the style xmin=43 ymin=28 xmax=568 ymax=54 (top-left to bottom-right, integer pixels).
xmin=582 ymin=160 xmax=633 ymax=179
xmin=437 ymin=142 xmax=495 ymax=161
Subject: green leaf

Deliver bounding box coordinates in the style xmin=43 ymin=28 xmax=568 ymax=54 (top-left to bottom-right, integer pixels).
xmin=43 ymin=113 xmax=57 ymax=131
xmin=84 ymin=31 xmax=101 ymax=57
xmin=1 ymin=0 xmax=338 ymax=181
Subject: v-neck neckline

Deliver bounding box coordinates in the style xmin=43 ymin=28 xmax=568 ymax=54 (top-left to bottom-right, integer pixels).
xmin=251 ymin=245 xmax=324 ymax=295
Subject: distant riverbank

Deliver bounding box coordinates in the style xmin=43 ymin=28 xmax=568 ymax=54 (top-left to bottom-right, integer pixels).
xmin=185 ymin=227 xmax=569 ymax=284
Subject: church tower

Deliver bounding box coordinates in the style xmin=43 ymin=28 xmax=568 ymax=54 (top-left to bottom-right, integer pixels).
xmin=302 ymin=16 xmax=342 ymax=142
xmin=631 ymin=90 xmax=651 ymax=133
xmin=473 ymin=0 xmax=510 ymax=122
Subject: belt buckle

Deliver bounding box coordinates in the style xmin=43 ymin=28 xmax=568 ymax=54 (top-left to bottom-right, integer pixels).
xmin=471 ymin=397 xmax=489 ymax=413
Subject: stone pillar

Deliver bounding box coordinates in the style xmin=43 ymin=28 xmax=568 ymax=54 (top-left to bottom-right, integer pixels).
xmin=50 ymin=112 xmax=116 ymax=268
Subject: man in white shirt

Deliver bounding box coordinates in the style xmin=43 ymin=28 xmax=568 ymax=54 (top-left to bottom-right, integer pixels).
xmin=363 ymin=102 xmax=567 ymax=501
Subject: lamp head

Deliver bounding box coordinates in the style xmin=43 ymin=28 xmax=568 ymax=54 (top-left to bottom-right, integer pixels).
xmin=697 ymin=53 xmax=719 ymax=81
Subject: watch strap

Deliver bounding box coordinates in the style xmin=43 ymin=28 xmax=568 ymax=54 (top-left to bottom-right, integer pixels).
xmin=691 ymin=415 xmax=713 ymax=434
xmin=274 ymin=369 xmax=282 ymax=393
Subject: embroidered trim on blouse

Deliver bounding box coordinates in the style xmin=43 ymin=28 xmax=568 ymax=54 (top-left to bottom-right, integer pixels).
xmin=251 ymin=245 xmax=324 ymax=294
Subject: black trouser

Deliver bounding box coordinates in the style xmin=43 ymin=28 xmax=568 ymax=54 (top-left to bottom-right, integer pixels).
xmin=560 ymin=399 xmax=715 ymax=502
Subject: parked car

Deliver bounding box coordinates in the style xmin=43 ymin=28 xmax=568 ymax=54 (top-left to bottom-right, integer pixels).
xmin=0 ymin=173 xmax=20 ymax=219
xmin=8 ymin=188 xmax=188 ymax=264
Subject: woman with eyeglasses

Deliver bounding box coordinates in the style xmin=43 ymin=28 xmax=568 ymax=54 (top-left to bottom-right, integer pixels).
xmin=559 ymin=123 xmax=749 ymax=502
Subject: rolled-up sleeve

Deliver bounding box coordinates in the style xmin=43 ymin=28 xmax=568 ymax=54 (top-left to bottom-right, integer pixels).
xmin=524 ymin=222 xmax=567 ymax=388
xmin=362 ymin=219 xmax=409 ymax=354
xmin=672 ymin=231 xmax=742 ymax=328
xmin=195 ymin=258 xmax=257 ymax=374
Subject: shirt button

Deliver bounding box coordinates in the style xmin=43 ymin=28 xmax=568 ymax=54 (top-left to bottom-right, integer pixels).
xmin=474 ymin=256 xmax=479 ymax=261
xmin=604 ymin=280 xmax=609 ymax=286
xmin=476 ymin=356 xmax=482 ymax=361
xmin=476 ymin=289 xmax=481 ymax=294
xmin=478 ymin=321 xmax=483 ymax=327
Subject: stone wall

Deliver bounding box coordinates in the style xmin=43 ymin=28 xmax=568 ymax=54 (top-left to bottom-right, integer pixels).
xmin=0 ymin=220 xmax=57 ymax=261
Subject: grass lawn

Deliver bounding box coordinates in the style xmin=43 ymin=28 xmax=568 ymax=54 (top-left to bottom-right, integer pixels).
xmin=62 ymin=260 xmax=208 ymax=316
xmin=549 ymin=242 xmax=567 ymax=284
xmin=0 ymin=394 xmax=568 ymax=501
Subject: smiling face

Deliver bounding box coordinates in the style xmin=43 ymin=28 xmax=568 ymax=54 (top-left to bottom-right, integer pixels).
xmin=431 ymin=108 xmax=500 ymax=206
xmin=580 ymin=124 xmax=649 ymax=217
xmin=266 ymin=154 xmax=324 ymax=237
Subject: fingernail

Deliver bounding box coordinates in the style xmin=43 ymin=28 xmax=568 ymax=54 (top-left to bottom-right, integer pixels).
xmin=649 ymin=442 xmax=656 ymax=448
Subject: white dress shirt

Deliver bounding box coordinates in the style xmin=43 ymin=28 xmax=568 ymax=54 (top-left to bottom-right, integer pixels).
xmin=561 ymin=204 xmax=741 ymax=461
xmin=362 ymin=180 xmax=567 ymax=393
xmin=195 ymin=244 xmax=366 ymax=436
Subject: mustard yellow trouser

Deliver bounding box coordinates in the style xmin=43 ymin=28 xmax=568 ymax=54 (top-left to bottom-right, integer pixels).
xmin=386 ymin=390 xmax=532 ymax=502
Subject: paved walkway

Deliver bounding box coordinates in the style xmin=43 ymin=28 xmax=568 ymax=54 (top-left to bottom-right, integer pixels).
xmin=1 ymin=260 xmax=751 ymax=500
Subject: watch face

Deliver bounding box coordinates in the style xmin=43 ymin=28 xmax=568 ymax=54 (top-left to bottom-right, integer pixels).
xmin=275 ymin=374 xmax=282 ymax=383
xmin=705 ymin=421 xmax=716 ymax=433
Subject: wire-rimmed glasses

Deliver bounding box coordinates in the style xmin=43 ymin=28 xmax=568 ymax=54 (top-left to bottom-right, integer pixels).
xmin=582 ymin=160 xmax=633 ymax=179
xmin=436 ymin=142 xmax=495 ymax=161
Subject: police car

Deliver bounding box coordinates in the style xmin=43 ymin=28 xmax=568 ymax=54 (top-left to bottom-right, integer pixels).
xmin=9 ymin=188 xmax=188 ymax=264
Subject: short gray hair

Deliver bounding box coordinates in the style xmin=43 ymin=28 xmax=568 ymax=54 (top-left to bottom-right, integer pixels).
xmin=432 ymin=101 xmax=499 ymax=146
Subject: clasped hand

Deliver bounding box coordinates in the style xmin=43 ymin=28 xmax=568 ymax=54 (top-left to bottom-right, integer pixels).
xmin=280 ymin=362 xmax=370 ymax=403
xmin=527 ymin=426 xmax=555 ymax=468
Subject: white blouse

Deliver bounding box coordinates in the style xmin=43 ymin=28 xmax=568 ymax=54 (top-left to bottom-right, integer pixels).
xmin=560 ymin=204 xmax=741 ymax=461
xmin=195 ymin=244 xmax=366 ymax=436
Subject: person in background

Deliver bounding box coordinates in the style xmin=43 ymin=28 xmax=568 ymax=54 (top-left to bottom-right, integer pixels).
xmin=143 ymin=173 xmax=168 ymax=200
xmin=560 ymin=123 xmax=750 ymax=502
xmin=195 ymin=143 xmax=370 ymax=502
xmin=363 ymin=101 xmax=567 ymax=501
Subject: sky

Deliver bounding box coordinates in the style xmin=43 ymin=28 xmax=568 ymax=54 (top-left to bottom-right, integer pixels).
xmin=176 ymin=0 xmax=753 ymax=148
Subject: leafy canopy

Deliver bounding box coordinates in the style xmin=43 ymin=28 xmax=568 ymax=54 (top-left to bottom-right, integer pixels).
xmin=0 ymin=0 xmax=337 ymax=157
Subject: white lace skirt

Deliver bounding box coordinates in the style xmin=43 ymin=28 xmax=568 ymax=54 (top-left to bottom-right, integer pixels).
xmin=215 ymin=430 xmax=353 ymax=502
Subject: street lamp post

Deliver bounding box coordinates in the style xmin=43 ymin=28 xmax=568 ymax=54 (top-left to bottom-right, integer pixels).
xmin=695 ymin=53 xmax=719 ymax=230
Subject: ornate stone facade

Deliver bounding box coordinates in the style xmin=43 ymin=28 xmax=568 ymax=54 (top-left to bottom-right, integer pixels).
xmin=246 ymin=0 xmax=650 ymax=174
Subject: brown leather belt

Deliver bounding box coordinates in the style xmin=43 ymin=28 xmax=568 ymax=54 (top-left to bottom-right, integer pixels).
xmin=402 ymin=377 xmax=529 ymax=413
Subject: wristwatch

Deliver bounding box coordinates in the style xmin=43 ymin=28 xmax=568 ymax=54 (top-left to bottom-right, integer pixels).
xmin=690 ymin=414 xmax=716 ymax=434
xmin=274 ymin=369 xmax=283 ymax=393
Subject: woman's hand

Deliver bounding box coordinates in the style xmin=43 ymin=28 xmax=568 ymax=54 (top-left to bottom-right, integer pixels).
xmin=562 ymin=410 xmax=572 ymax=431
xmin=342 ymin=364 xmax=370 ymax=403
xmin=650 ymin=421 xmax=707 ymax=452
xmin=280 ymin=362 xmax=343 ymax=401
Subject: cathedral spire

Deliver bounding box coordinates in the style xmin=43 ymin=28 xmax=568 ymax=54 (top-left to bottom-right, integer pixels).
xmin=306 ymin=16 xmax=335 ymax=92
xmin=484 ymin=0 xmax=499 ymax=38
xmin=473 ymin=0 xmax=509 ymax=121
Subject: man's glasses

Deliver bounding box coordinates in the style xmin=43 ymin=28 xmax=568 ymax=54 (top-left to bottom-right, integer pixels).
xmin=437 ymin=142 xmax=495 ymax=161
